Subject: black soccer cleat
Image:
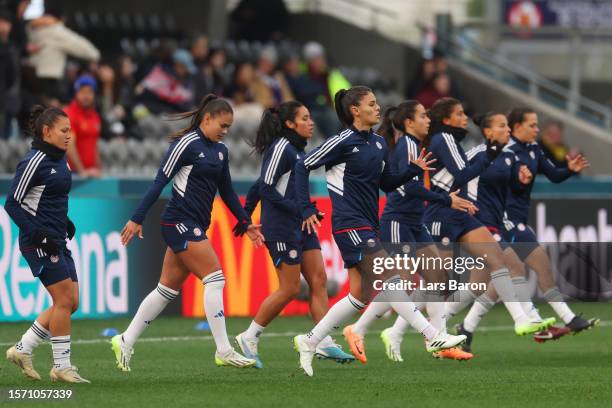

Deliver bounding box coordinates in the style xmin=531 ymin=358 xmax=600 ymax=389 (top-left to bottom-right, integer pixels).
xmin=454 ymin=323 xmax=473 ymax=353
xmin=566 ymin=314 xmax=600 ymax=334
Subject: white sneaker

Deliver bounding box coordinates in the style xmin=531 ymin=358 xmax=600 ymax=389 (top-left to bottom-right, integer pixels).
xmin=50 ymin=366 xmax=91 ymax=383
xmin=293 ymin=334 xmax=315 ymax=377
xmin=111 ymin=334 xmax=133 ymax=372
xmin=380 ymin=328 xmax=403 ymax=362
xmin=425 ymin=331 xmax=466 ymax=353
xmin=214 ymin=348 xmax=256 ymax=368
xmin=6 ymin=346 xmax=41 ymax=380
xmin=235 ymin=332 xmax=263 ymax=368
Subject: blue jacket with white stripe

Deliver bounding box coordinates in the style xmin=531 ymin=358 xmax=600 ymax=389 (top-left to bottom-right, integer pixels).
xmin=504 ymin=135 xmax=573 ymax=224
xmin=424 ymin=124 xmax=491 ymax=222
xmin=131 ymin=127 xmax=249 ymax=229
xmin=295 ymin=126 xmax=423 ymax=233
xmin=4 ymin=141 xmax=72 ymax=245
xmin=381 ymin=133 xmax=452 ymax=226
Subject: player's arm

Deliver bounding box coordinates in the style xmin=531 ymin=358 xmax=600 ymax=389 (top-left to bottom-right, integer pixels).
xmin=536 ymin=146 xmax=583 ymax=183
xmin=432 ymin=136 xmax=491 ymax=190
xmin=4 ymin=156 xmax=43 ymax=238
xmin=259 ymin=143 xmax=301 ymax=217
xmin=243 ymin=178 xmax=261 ymax=216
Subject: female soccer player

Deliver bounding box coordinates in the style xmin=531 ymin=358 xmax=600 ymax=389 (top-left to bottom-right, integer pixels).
xmin=421 ymin=98 xmax=551 ymax=338
xmin=456 ymin=109 xmax=596 ymax=351
xmin=234 ymin=101 xmax=354 ymax=368
xmin=112 ymin=94 xmax=264 ymax=371
xmin=342 ymin=100 xmax=477 ymax=363
xmin=292 ymin=86 xmax=467 ymax=377
xmin=5 ymin=106 xmax=89 ymax=383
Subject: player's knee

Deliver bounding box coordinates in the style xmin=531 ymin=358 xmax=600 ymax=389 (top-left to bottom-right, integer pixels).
xmin=308 ymin=271 xmax=327 ymax=294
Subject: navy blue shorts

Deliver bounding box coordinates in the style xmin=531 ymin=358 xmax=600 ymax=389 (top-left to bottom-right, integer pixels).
xmin=265 ymin=231 xmax=321 ymax=267
xmin=502 ymin=220 xmax=539 ymax=260
xmin=380 ymin=220 xmax=434 ymax=247
xmin=161 ymin=219 xmax=207 ymax=253
xmin=425 ymin=211 xmax=484 ymax=245
xmin=21 ymin=245 xmax=78 ymax=287
xmin=333 ymin=228 xmax=382 ymax=269
xmin=484 ymin=225 xmax=510 ymax=250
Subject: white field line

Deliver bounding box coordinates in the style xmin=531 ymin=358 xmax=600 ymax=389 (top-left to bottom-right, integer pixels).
xmin=0 ymin=321 xmax=609 ymax=347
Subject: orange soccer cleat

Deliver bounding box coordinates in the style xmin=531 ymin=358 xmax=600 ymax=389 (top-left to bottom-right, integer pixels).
xmin=432 ymin=347 xmax=473 ymax=361
xmin=342 ymin=325 xmax=367 ymax=364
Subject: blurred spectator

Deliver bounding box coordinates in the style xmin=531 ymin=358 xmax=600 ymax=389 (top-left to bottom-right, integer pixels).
xmin=538 ymin=120 xmax=579 ymax=168
xmin=252 ymin=45 xmax=293 ymax=108
xmin=26 ymin=12 xmax=100 ymax=104
xmin=0 ymin=9 xmax=17 ymax=138
xmin=226 ymin=61 xmax=263 ymax=139
xmin=194 ymin=45 xmax=227 ymax=103
xmin=405 ymin=58 xmax=436 ymax=98
xmin=190 ymin=34 xmax=209 ymax=67
xmin=229 ymin=0 xmax=289 ymax=42
xmin=416 ymin=72 xmax=451 ymax=109
xmin=65 ymin=74 xmax=102 ymax=177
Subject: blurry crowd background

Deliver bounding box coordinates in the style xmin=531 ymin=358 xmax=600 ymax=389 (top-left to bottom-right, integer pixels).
xmin=0 ymin=0 xmax=577 ymax=177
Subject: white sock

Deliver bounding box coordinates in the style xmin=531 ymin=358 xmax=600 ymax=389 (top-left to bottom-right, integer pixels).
xmin=543 ymin=287 xmax=576 ymax=324
xmin=463 ymin=294 xmax=495 ymax=332
xmin=306 ymin=294 xmax=365 ymax=347
xmin=391 ymin=316 xmax=411 ymax=336
xmin=446 ymin=289 xmax=477 ymax=318
xmin=15 ymin=321 xmax=49 ymax=354
xmin=490 ymin=268 xmax=529 ymax=325
xmin=244 ymin=320 xmax=265 ymax=341
xmin=426 ymin=301 xmax=447 ymax=333
xmin=410 ymin=288 xmax=428 ymax=311
xmin=512 ymin=277 xmax=542 ymax=321
xmin=384 ymin=276 xmax=437 ymax=341
xmin=203 ymin=271 xmax=232 ymax=354
xmin=123 ymin=283 xmax=178 ymax=347
xmin=51 ymin=335 xmax=71 ymax=369
xmin=352 ymin=299 xmax=390 ymax=336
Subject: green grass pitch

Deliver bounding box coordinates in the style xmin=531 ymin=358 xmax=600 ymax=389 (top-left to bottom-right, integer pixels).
xmin=0 ymin=303 xmax=610 ymax=408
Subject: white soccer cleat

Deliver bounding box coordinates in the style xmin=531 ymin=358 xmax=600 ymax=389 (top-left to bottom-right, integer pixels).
xmin=293 ymin=334 xmax=315 ymax=377
xmin=111 ymin=334 xmax=133 ymax=372
xmin=425 ymin=331 xmax=466 ymax=353
xmin=235 ymin=332 xmax=263 ymax=368
xmin=6 ymin=346 xmax=41 ymax=380
xmin=50 ymin=366 xmax=91 ymax=383
xmin=214 ymin=348 xmax=256 ymax=368
xmin=380 ymin=328 xmax=404 ymax=362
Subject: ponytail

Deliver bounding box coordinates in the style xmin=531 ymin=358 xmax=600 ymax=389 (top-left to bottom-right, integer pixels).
xmin=252 ymin=100 xmax=305 ymax=154
xmin=378 ymin=100 xmax=422 ymax=151
xmin=169 ymin=94 xmax=233 ymax=140
xmin=424 ymin=97 xmax=462 ymax=148
xmin=28 ymin=105 xmax=68 ymax=140
xmin=378 ymin=107 xmax=398 ymax=151
xmin=473 ymin=111 xmax=505 ymax=135
xmin=333 ymin=85 xmax=372 ymax=129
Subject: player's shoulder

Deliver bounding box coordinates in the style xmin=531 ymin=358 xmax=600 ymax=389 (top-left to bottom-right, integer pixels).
xmin=466 ymin=143 xmax=486 ymax=159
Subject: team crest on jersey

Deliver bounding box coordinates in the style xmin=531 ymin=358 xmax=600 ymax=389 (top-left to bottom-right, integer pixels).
xmin=193 ymin=228 xmax=202 ymax=237
xmin=402 ymin=244 xmax=411 ymax=254
xmin=505 ymin=158 xmax=512 ymax=166
xmin=376 ymin=141 xmax=382 ymax=150
xmin=218 ymin=152 xmax=224 ymax=161
xmin=493 ymin=233 xmax=501 ymax=242
xmin=367 ymin=238 xmax=376 ymax=247
xmin=515 ymin=155 xmax=520 ymax=161
xmin=529 ymin=151 xmax=536 ymax=159
xmin=50 ymin=255 xmax=59 ymax=264
xmin=297 ymin=154 xmax=300 ymax=159
xmin=441 ymin=237 xmax=450 ymax=246
xmin=289 ymin=249 xmax=298 ymax=259
xmin=517 ymin=223 xmax=526 ymax=231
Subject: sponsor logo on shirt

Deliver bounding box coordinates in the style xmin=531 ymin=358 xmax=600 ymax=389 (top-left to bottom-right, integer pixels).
xmin=50 ymin=168 xmax=57 ymax=174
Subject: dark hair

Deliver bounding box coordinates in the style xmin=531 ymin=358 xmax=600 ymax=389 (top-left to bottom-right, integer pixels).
xmin=507 ymin=107 xmax=535 ymax=133
xmin=424 ymin=97 xmax=462 ymax=148
xmin=252 ymin=101 xmax=304 ymax=154
xmin=28 ymin=105 xmax=68 ymax=140
xmin=473 ymin=111 xmax=505 ymax=134
xmin=378 ymin=100 xmax=421 ymax=151
xmin=333 ymin=86 xmax=373 ymax=128
xmin=169 ymin=94 xmax=233 ymax=140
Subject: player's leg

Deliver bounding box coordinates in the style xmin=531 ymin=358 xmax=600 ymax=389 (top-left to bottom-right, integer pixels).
xmin=178 ymin=239 xmax=255 ymax=368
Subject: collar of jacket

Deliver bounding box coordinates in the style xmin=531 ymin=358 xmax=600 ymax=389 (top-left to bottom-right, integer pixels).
xmin=281 ymin=128 xmax=307 ymax=152
xmin=349 ymin=125 xmax=373 ymax=139
xmin=31 ymin=138 xmax=66 ymax=160
xmin=404 ymin=132 xmax=424 ymax=146
xmin=431 ymin=123 xmax=468 ymax=142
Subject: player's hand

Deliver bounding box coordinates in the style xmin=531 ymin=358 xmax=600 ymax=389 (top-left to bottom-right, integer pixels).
xmin=121 ymin=220 xmax=143 ymax=246
xmin=518 ymin=165 xmax=533 ymax=184
xmin=567 ymin=154 xmax=589 ymax=173
xmin=232 ymin=220 xmax=249 ymax=237
xmin=246 ymin=224 xmax=264 ymax=247
xmin=411 ymin=149 xmax=437 ymax=171
xmin=302 ymin=213 xmax=321 ymax=234
xmin=449 ymin=190 xmax=478 ymax=215
xmin=66 ymin=218 xmax=76 ymax=240
xmin=486 ymin=139 xmax=504 ymax=161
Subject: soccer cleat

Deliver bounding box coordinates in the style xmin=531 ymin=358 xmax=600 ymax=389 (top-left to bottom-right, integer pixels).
xmin=432 ymin=347 xmax=474 ymax=361
xmin=235 ymin=332 xmax=263 ymax=369
xmin=342 ymin=325 xmax=367 ymax=364
xmin=425 ymin=331 xmax=466 ymax=353
xmin=541 ymin=316 xmax=557 ymax=328
xmin=111 ymin=334 xmax=133 ymax=372
xmin=566 ymin=315 xmax=600 ymax=334
xmin=315 ymin=342 xmax=355 ymax=364
xmin=6 ymin=346 xmax=41 ymax=380
xmin=214 ymin=348 xmax=256 ymax=368
xmin=454 ymin=323 xmax=474 ymax=353
xmin=533 ymin=326 xmax=570 ymax=343
xmin=293 ymin=334 xmax=315 ymax=377
xmin=515 ymin=319 xmax=551 ymax=336
xmin=50 ymin=366 xmax=91 ymax=383
xmin=380 ymin=328 xmax=403 ymax=362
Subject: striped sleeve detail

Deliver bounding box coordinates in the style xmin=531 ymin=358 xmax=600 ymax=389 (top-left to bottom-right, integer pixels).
xmin=263 ymin=138 xmax=289 ymax=185
xmin=441 ymin=133 xmax=465 ymax=170
xmin=466 ymin=144 xmax=486 ymax=160
xmin=14 ymin=151 xmax=46 ymax=203
xmin=162 ymin=132 xmax=198 ymax=177
xmin=303 ymin=129 xmax=352 ymax=168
